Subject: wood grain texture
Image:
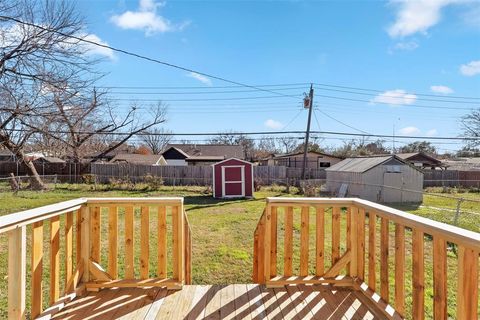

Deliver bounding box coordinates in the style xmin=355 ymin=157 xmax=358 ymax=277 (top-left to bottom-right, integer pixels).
xmin=284 ymin=207 xmax=294 ymax=277
xmin=412 ymin=230 xmax=424 ymax=320
xmin=300 ymin=206 xmax=310 ymax=276
xmin=380 ymin=217 xmax=389 ymax=302
xmin=158 ymin=206 xmax=167 ymax=279
xmin=125 ymin=206 xmax=135 ymax=279
xmin=8 ymin=226 xmax=26 ymax=319
xmin=50 ymin=216 xmax=60 ymax=304
xmin=270 ymin=206 xmax=278 ymax=278
xmin=457 ymin=246 xmax=479 ymax=320
xmin=90 ymin=206 xmax=101 ymax=262
xmin=65 ymin=211 xmax=74 ymax=292
xmin=108 ymin=205 xmax=118 ymax=279
xmin=31 ymin=221 xmax=43 ymax=318
xmin=368 ymin=211 xmax=377 ymax=291
xmin=433 ymin=236 xmax=447 ymax=320
xmin=357 ymin=208 xmax=366 ymax=279
xmin=140 ymin=206 xmax=150 ymax=279
xmin=315 ymin=207 xmax=325 ymax=276
xmin=332 ymin=207 xmax=341 ymax=264
xmin=394 ymin=223 xmax=405 ymax=317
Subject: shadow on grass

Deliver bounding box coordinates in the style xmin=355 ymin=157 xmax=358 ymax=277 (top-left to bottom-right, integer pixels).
xmin=184 ymin=193 xmax=286 ymax=211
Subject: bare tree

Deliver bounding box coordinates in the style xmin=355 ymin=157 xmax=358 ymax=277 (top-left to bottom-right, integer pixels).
xmin=277 ymin=137 xmax=299 ymax=153
xmin=0 ymin=0 xmax=98 ymax=188
xmin=461 ymin=109 xmax=480 ymax=148
xmin=140 ymin=127 xmax=173 ymax=154
xmin=209 ymin=131 xmax=255 ymax=160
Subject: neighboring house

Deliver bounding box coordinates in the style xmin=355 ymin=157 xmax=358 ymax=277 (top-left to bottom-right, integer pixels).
xmin=33 ymin=156 xmax=66 ymax=164
xmin=326 ymin=155 xmax=423 ymax=203
xmin=0 ymin=149 xmax=16 ymax=162
xmin=260 ymin=151 xmax=343 ymax=169
xmin=442 ymin=157 xmax=480 ymax=171
xmin=395 ymin=152 xmax=444 ymax=170
xmin=161 ymin=144 xmax=244 ymax=166
xmin=109 ymin=154 xmax=167 ymax=166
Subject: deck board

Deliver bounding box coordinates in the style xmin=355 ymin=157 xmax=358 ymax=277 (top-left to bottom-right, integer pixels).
xmin=48 ymin=284 xmax=387 ymax=320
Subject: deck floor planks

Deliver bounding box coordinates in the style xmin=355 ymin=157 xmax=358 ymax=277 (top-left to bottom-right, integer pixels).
xmin=49 ymin=284 xmax=386 ymax=320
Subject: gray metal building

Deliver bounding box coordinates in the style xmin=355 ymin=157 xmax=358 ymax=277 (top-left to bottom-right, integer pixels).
xmin=325 ymin=155 xmax=424 ymax=204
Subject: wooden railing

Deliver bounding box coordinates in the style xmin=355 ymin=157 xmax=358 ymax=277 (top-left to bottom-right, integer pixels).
xmin=0 ymin=197 xmax=192 ymax=319
xmin=253 ymin=197 xmax=480 ymax=320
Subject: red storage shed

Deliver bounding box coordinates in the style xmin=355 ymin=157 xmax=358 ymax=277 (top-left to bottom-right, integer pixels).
xmin=212 ymin=158 xmax=254 ymax=198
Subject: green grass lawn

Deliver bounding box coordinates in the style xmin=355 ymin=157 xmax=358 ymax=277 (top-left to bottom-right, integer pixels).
xmin=0 ymin=183 xmax=478 ymax=319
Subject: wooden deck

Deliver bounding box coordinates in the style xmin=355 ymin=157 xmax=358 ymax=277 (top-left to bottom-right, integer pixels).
xmin=49 ymin=284 xmax=384 ymax=320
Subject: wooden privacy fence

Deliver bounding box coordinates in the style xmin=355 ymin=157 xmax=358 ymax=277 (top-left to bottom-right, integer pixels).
xmin=253 ymin=197 xmax=480 ymax=319
xmin=0 ymin=197 xmax=192 ymax=319
xmin=0 ymin=162 xmax=88 ymax=182
xmin=91 ymin=163 xmax=327 ymax=185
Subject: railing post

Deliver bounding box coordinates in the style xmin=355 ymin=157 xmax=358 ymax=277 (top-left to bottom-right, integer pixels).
xmin=8 ymin=226 xmax=26 ymax=319
xmin=172 ymin=202 xmax=184 ymax=286
xmin=80 ymin=204 xmax=91 ymax=283
xmin=264 ymin=203 xmax=272 ymax=283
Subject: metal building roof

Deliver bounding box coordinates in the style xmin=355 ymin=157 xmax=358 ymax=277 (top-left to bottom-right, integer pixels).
xmin=325 ymin=156 xmax=396 ymax=173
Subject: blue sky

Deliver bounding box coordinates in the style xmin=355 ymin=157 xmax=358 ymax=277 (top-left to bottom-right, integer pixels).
xmin=76 ymin=0 xmax=480 ymax=152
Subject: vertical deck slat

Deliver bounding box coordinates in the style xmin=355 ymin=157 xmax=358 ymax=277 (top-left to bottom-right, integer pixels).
xmin=394 ymin=223 xmax=405 ymax=317
xmin=349 ymin=207 xmax=358 ymax=278
xmin=433 ymin=236 xmax=447 ymax=320
xmin=157 ymin=206 xmax=167 ymax=279
xmin=31 ymin=221 xmax=43 ymax=318
xmin=368 ymin=211 xmax=377 ymax=290
xmin=332 ymin=206 xmax=341 ymax=264
xmin=412 ymin=230 xmax=425 ymax=320
xmin=357 ymin=208 xmax=366 ymax=279
xmin=140 ymin=206 xmax=150 ymax=279
xmin=172 ymin=205 xmax=184 ymax=283
xmin=76 ymin=209 xmax=82 ymax=264
xmin=65 ymin=211 xmax=73 ymax=291
xmin=270 ymin=206 xmax=277 ymax=278
xmin=125 ymin=206 xmax=135 ymax=279
xmin=50 ymin=216 xmax=60 ymax=304
xmin=90 ymin=206 xmax=101 ymax=262
xmin=284 ymin=206 xmax=293 ymax=277
xmin=315 ymin=207 xmax=325 ymax=276
xmin=346 ymin=207 xmax=351 ymax=276
xmin=184 ymin=211 xmax=192 ymax=284
xmin=457 ymin=246 xmax=479 ymax=320
xmin=264 ymin=205 xmax=272 ymax=282
xmin=255 ymin=211 xmax=266 ymax=283
xmin=300 ymin=206 xmax=310 ymax=276
xmin=380 ymin=217 xmax=389 ymax=302
xmin=108 ymin=205 xmax=118 ymax=279
xmin=80 ymin=205 xmax=90 ymax=282
xmin=8 ymin=226 xmax=26 ymax=319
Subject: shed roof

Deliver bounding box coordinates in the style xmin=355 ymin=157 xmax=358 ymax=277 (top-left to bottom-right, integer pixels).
xmin=396 ymin=152 xmax=442 ymax=164
xmin=325 ymin=155 xmax=418 ymax=173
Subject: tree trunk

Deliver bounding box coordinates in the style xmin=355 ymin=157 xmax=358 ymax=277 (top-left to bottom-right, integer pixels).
xmin=25 ymin=159 xmax=47 ymax=190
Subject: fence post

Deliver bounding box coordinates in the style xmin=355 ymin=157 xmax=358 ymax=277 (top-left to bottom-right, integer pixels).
xmin=453 ymin=198 xmax=464 ymax=226
xmin=54 ymin=174 xmax=57 ymax=189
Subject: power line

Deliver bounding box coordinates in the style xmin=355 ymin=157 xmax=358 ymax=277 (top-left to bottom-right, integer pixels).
xmin=314 ymin=82 xmax=480 ymax=100
xmin=0 ymin=16 xmax=300 ymax=101
xmin=316 ymin=109 xmax=371 ymax=135
xmin=97 ymin=83 xmax=311 ymax=90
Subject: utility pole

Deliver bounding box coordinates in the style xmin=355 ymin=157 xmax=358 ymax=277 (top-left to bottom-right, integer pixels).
xmin=302 ymin=84 xmax=314 ymax=180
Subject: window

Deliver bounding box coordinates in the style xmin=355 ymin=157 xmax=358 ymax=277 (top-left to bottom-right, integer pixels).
xmin=319 ymin=162 xmax=331 ymax=168
xmin=385 ymin=165 xmax=401 ymax=173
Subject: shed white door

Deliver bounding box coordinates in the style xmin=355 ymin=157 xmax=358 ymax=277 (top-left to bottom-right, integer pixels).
xmin=222 ymin=166 xmax=245 ymax=197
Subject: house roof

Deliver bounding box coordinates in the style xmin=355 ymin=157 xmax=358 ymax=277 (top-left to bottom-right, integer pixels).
xmin=272 ymin=151 xmax=343 ymax=160
xmin=396 ymin=152 xmax=442 ymax=164
xmin=164 ymin=144 xmax=244 ymax=159
xmin=110 ymin=154 xmax=164 ymax=165
xmin=185 ymin=156 xmax=225 ymax=161
xmin=36 ymin=156 xmax=65 ymax=163
xmin=325 ymin=155 xmax=419 ymax=173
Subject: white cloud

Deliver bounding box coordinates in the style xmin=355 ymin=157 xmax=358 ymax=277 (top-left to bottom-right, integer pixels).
xmin=81 ymin=34 xmax=116 ymax=60
xmin=398 ymin=126 xmax=421 ymax=135
xmin=187 ymin=72 xmax=212 ymax=86
xmin=110 ymin=0 xmax=177 ymax=35
xmin=264 ymin=119 xmax=283 ymax=130
xmin=430 ymin=85 xmax=454 ymax=94
xmin=426 ymin=129 xmax=438 ymax=136
xmin=460 ymin=60 xmax=480 ymax=76
xmin=393 ymin=41 xmax=419 ymax=51
xmin=387 ymin=0 xmax=458 ymax=38
xmin=371 ymin=89 xmax=417 ymax=105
